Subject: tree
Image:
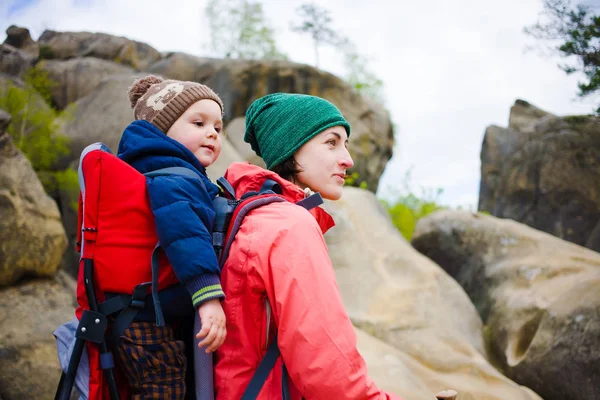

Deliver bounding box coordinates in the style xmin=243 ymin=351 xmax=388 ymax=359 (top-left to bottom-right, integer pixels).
xmin=339 ymin=37 xmax=385 ymax=102
xmin=525 ymin=0 xmax=600 ymax=112
xmin=291 ymin=3 xmax=340 ymax=67
xmin=205 ymin=0 xmax=286 ymax=60
xmin=289 ymin=4 xmax=384 ymax=101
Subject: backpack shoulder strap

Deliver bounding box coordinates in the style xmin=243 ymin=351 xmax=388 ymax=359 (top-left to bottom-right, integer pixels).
xmin=142 ymin=166 xmax=206 ymax=326
xmin=144 ymin=166 xmax=206 ymax=191
xmin=219 ymin=194 xmax=286 ymax=267
xmin=295 ymin=192 xmax=323 ymax=210
xmin=241 ymin=335 xmax=281 ymax=400
xmin=144 ymin=166 xmax=203 ymax=180
xmin=217 ymin=176 xmax=236 ymax=199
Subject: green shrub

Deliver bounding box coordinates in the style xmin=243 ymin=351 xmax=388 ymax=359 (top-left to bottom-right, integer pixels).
xmin=0 ymin=67 xmax=78 ymax=210
xmin=380 ymin=170 xmax=445 ymax=241
xmin=38 ymin=44 xmax=55 ymax=60
xmin=344 ymin=171 xmax=368 ymax=189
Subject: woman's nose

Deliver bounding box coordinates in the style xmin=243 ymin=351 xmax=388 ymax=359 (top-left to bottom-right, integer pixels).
xmin=339 ymin=148 xmax=354 ymax=168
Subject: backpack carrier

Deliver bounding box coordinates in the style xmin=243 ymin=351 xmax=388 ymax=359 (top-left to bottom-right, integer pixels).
xmin=54 ymin=142 xmax=323 ymax=400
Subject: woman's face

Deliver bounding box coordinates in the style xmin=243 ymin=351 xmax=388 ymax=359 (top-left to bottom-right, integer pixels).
xmin=293 ymin=126 xmax=354 ymax=200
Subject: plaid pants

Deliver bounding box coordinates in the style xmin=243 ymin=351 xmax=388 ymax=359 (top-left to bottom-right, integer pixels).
xmin=115 ymin=321 xmax=187 ymax=399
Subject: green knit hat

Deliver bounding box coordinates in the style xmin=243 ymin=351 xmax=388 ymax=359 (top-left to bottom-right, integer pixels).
xmin=244 ymin=93 xmax=351 ymax=169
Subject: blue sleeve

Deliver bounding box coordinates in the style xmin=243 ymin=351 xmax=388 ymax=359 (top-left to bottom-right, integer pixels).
xmin=146 ymin=174 xmax=225 ymax=307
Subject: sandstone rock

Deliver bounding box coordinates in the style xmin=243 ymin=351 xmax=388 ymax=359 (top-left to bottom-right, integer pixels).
xmin=412 ymin=210 xmax=600 ymax=400
xmin=0 ymin=43 xmax=33 ymax=78
xmin=508 ymin=99 xmax=553 ymax=133
xmin=223 ymin=116 xmax=266 ymax=168
xmin=479 ymin=100 xmax=600 ymax=252
xmin=150 ymin=54 xmax=393 ymax=191
xmin=57 ymin=73 xmax=137 ymax=161
xmin=0 ymin=132 xmax=67 ymax=287
xmin=38 ymin=57 xmax=134 ymax=110
xmin=322 ymin=188 xmax=541 ymax=399
xmin=356 ymin=328 xmax=540 ymax=400
xmin=3 ymin=25 xmax=39 ymax=58
xmin=0 ymin=271 xmax=76 ymax=399
xmin=38 ymin=30 xmax=161 ymax=71
xmin=205 ymin=137 xmax=244 ymax=181
xmin=148 ymin=52 xmax=219 ymax=83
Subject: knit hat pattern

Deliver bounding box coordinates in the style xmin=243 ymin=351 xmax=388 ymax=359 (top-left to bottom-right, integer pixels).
xmin=244 ymin=93 xmax=351 ymax=170
xmin=128 ymin=75 xmax=224 ymax=134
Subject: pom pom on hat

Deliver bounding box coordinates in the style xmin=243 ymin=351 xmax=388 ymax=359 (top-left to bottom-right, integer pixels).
xmin=128 ymin=75 xmax=164 ymax=108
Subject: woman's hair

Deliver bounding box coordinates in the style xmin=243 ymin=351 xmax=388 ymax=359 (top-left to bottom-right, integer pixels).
xmin=271 ymin=156 xmax=304 ymax=182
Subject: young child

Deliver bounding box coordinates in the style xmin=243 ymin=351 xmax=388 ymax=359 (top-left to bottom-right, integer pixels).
xmin=116 ymin=75 xmax=226 ymax=398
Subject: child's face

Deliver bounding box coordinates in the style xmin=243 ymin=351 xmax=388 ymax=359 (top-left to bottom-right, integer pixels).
xmin=293 ymin=126 xmax=354 ymax=200
xmin=166 ymin=99 xmax=223 ymax=168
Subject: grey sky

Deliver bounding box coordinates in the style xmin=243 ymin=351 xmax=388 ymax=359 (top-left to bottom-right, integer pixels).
xmin=2 ymin=0 xmax=597 ymax=208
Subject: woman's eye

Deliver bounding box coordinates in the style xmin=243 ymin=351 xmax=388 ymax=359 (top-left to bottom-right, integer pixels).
xmin=327 ymin=139 xmax=336 ymax=146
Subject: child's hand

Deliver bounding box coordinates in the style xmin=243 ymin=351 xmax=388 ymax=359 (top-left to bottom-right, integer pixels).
xmin=196 ymin=298 xmax=226 ymax=353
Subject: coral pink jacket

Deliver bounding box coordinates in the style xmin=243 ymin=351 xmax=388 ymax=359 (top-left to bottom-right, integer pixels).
xmin=214 ymin=162 xmax=400 ymax=400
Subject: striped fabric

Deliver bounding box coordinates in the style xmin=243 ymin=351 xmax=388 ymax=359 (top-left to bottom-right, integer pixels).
xmin=191 ymin=284 xmax=225 ymax=307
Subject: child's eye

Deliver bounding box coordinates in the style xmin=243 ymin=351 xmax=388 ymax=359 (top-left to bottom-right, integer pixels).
xmin=215 ymin=127 xmax=222 ymax=134
xmin=195 ymin=121 xmax=204 ymax=127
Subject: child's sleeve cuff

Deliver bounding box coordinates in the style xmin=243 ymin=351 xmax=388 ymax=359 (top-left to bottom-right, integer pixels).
xmin=185 ymin=274 xmax=225 ymax=307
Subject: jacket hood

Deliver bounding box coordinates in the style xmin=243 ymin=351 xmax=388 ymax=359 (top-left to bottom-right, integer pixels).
xmin=224 ymin=162 xmax=335 ymax=234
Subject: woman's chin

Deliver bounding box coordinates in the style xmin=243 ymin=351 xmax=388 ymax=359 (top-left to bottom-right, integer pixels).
xmin=321 ymin=187 xmax=343 ymax=201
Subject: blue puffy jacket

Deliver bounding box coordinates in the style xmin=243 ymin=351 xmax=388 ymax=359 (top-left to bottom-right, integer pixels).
xmin=117 ymin=120 xmax=224 ymax=308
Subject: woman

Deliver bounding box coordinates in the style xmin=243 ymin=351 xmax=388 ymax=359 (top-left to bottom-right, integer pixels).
xmin=212 ymin=93 xmax=400 ymax=399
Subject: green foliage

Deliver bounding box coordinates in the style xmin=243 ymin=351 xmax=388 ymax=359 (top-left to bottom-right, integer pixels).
xmin=525 ymin=0 xmax=600 ymax=113
xmin=0 ymin=68 xmax=68 ymax=170
xmin=339 ymin=38 xmax=384 ymax=102
xmin=205 ymin=0 xmax=287 ymax=60
xmin=291 ymin=3 xmax=340 ymax=67
xmin=0 ymin=67 xmax=78 ymax=208
xmin=39 ymin=169 xmax=80 ymax=210
xmin=38 ymin=44 xmax=55 ymax=60
xmin=24 ymin=66 xmax=56 ymax=105
xmin=563 ymin=114 xmax=593 ymax=124
xmin=290 ymin=3 xmax=384 ymax=102
xmin=344 ymin=171 xmax=368 ymax=189
xmin=380 ymin=170 xmax=445 ymax=241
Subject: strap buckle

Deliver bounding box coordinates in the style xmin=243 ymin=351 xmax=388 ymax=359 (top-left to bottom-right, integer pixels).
xmin=129 ymin=282 xmax=151 ymax=309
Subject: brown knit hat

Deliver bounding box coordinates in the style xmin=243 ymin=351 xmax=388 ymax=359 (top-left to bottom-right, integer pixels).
xmin=128 ymin=75 xmax=224 ymax=133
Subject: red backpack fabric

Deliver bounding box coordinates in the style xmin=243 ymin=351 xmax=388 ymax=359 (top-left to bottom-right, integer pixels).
xmin=69 ymin=143 xmax=180 ymax=400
